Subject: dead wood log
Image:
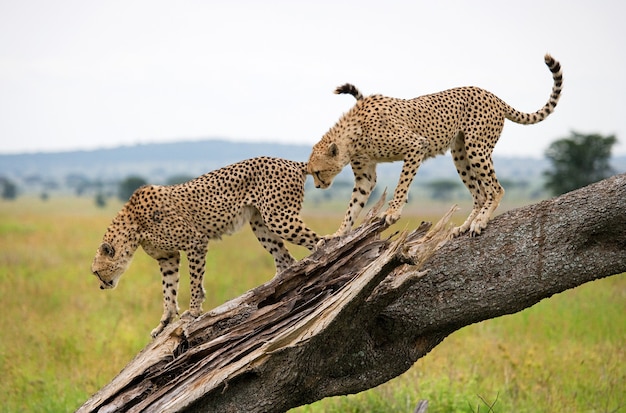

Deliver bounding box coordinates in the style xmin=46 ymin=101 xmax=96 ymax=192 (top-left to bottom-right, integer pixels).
xmin=77 ymin=173 xmax=626 ymax=413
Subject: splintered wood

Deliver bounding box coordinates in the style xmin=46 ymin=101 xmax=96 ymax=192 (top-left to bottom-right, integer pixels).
xmin=77 ymin=202 xmax=455 ymax=413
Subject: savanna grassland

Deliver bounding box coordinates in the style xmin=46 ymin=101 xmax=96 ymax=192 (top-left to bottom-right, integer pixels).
xmin=0 ymin=197 xmax=624 ymax=413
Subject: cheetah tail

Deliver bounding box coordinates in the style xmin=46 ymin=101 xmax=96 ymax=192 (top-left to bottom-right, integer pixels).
xmin=504 ymin=54 xmax=563 ymax=125
xmin=334 ymin=83 xmax=364 ymax=101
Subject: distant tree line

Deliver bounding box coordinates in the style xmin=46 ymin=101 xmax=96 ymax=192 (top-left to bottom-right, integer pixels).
xmin=0 ymin=132 xmax=620 ymax=205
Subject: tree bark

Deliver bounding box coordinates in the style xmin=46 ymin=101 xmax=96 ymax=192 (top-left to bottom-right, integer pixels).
xmin=77 ymin=174 xmax=626 ymax=413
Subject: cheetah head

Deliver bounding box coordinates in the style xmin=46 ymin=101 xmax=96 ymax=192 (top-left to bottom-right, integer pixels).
xmin=92 ymin=201 xmax=141 ymax=289
xmin=307 ymin=141 xmax=352 ymax=189
xmin=308 ymin=112 xmax=361 ymax=188
xmin=91 ymin=238 xmax=135 ymax=290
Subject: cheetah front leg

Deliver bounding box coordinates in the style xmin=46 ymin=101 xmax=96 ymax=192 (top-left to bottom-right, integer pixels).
xmin=333 ymin=162 xmax=377 ymax=237
xmin=150 ymin=251 xmax=181 ymax=338
xmin=384 ymin=137 xmax=429 ymax=225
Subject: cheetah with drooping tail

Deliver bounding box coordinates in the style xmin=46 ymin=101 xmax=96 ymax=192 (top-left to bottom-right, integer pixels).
xmin=92 ymin=157 xmax=319 ymax=337
xmin=307 ymin=54 xmax=562 ymax=237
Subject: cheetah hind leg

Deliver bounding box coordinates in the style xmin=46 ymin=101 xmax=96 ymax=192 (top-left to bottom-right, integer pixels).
xmin=468 ymin=180 xmax=504 ymax=236
xmin=466 ymin=153 xmax=505 ymax=236
xmin=450 ymin=134 xmax=493 ymax=237
xmin=249 ymin=209 xmax=296 ymax=275
xmin=451 ymin=208 xmax=480 ymax=237
xmin=450 ymin=177 xmax=488 ymax=237
xmin=452 ymin=176 xmax=504 ymax=237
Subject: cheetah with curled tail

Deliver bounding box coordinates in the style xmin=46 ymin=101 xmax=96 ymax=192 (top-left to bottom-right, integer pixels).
xmin=308 ymin=54 xmax=563 ymax=237
xmin=91 ymin=157 xmax=319 ymax=337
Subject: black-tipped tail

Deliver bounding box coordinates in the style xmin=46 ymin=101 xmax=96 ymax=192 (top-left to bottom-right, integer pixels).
xmin=505 ymin=54 xmax=563 ymax=125
xmin=334 ymin=83 xmax=363 ymax=101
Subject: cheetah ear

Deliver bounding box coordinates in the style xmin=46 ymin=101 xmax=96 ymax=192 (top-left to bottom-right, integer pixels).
xmin=101 ymin=242 xmax=115 ymax=258
xmin=328 ymin=142 xmax=339 ymax=157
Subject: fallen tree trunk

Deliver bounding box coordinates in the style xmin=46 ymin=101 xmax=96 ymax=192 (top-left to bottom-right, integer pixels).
xmin=78 ymin=173 xmax=626 ymax=413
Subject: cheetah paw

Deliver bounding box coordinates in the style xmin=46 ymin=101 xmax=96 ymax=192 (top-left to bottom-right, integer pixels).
xmin=316 ymin=232 xmax=345 ymax=250
xmin=450 ymin=225 xmax=466 ymax=238
xmin=150 ymin=322 xmax=167 ymax=339
xmin=451 ymin=221 xmax=485 ymax=238
xmin=382 ymin=209 xmax=401 ymax=226
xmin=468 ymin=224 xmax=484 ymax=237
xmin=181 ymin=309 xmax=202 ymax=321
xmin=315 ymin=237 xmax=328 ymax=250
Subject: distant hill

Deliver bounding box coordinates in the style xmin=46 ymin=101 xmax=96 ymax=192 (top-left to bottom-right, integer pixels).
xmin=0 ymin=140 xmax=312 ymax=183
xmin=0 ymin=139 xmax=624 ymax=196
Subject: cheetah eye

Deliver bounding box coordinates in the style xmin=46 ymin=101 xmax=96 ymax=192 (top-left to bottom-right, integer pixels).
xmin=101 ymin=243 xmax=115 ymax=257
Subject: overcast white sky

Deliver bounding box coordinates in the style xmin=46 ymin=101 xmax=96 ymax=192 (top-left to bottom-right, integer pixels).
xmin=1 ymin=0 xmax=625 ymax=157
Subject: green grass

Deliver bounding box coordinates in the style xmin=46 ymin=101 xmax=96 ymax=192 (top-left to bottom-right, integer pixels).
xmin=0 ymin=197 xmax=624 ymax=412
